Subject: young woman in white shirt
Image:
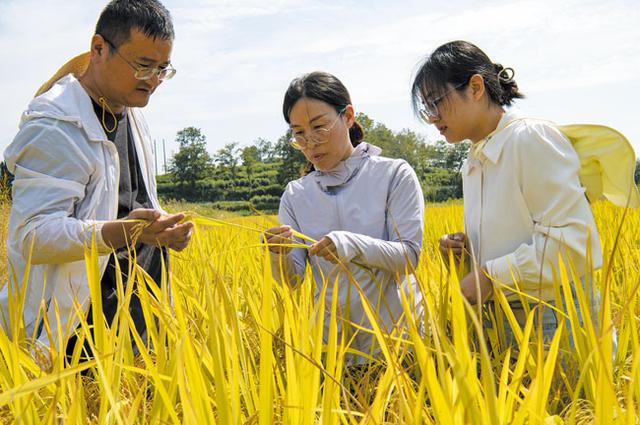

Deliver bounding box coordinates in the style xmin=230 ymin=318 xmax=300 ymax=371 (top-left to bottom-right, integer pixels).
xmin=264 ymin=71 xmax=425 ymax=363
xmin=411 ymin=40 xmax=602 ymax=345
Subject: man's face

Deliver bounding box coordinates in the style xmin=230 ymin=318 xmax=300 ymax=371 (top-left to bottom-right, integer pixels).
xmin=97 ymin=28 xmax=173 ymax=109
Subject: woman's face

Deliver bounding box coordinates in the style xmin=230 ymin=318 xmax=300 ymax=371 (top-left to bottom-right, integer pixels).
xmin=288 ymin=97 xmax=355 ymax=171
xmin=421 ymin=76 xmax=488 ymax=143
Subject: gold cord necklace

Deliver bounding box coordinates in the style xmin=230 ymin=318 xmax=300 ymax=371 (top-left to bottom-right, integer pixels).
xmin=80 ymin=76 xmax=118 ymax=134
xmin=98 ymin=96 xmax=118 ymax=133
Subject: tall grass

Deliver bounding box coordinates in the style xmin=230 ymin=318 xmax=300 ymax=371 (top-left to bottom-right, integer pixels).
xmin=0 ymin=199 xmax=638 ymax=423
xmin=0 ymin=179 xmax=10 ymax=290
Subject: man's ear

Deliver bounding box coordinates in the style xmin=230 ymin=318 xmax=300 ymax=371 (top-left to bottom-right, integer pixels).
xmin=89 ymin=34 xmax=108 ymax=62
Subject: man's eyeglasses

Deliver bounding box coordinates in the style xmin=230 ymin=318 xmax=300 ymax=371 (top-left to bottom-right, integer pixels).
xmin=100 ymin=34 xmax=177 ymax=82
xmin=419 ymin=81 xmax=467 ymax=121
xmin=289 ymin=107 xmax=347 ymax=150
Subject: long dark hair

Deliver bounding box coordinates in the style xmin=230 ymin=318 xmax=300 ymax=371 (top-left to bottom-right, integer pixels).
xmin=283 ymin=71 xmax=364 ymax=146
xmin=411 ymin=41 xmax=524 ymax=116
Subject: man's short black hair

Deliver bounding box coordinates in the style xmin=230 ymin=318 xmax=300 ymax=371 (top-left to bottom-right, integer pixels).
xmin=95 ymin=0 xmax=174 ymax=49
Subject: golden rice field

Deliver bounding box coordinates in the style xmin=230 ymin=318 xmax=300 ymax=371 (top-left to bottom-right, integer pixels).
xmin=0 ymin=193 xmax=639 ymax=424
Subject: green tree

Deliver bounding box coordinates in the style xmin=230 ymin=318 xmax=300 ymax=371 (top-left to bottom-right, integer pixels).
xmin=274 ymin=132 xmax=306 ymax=186
xmin=156 ymin=112 xmax=473 ymax=209
xmin=357 ymin=112 xmax=395 ymax=154
xmin=355 ymin=112 xmax=468 ymax=200
xmin=254 ymin=138 xmax=276 ymax=163
xmin=444 ymin=140 xmax=470 ymax=173
xmin=428 ymin=140 xmax=469 ymax=172
xmin=168 ymin=127 xmax=213 ymax=186
xmin=215 ymin=143 xmax=240 ymax=179
xmin=422 ymin=167 xmax=462 ymax=202
xmin=241 ymin=145 xmax=261 ymax=182
xmin=356 ymin=112 xmax=426 ymax=164
xmin=356 ymin=112 xmax=375 ymax=134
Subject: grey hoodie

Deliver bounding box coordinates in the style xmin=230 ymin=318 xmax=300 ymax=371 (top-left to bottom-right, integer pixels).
xmin=271 ymin=142 xmax=424 ymax=362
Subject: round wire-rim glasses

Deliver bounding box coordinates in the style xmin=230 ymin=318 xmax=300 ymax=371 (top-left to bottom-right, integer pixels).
xmin=289 ymin=106 xmax=348 ymax=150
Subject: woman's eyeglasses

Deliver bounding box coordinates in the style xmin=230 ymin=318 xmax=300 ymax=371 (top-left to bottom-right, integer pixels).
xmin=419 ymin=82 xmax=467 ymax=121
xmin=289 ymin=107 xmax=347 ymax=150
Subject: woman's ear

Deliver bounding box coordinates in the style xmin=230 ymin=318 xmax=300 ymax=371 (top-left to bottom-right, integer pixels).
xmin=344 ymin=104 xmax=355 ymax=127
xmin=468 ymin=74 xmax=485 ymax=101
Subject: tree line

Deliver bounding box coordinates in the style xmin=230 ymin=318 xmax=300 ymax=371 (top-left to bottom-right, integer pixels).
xmin=159 ymin=112 xmax=469 ymax=213
xmin=4 ymin=112 xmax=638 ymax=213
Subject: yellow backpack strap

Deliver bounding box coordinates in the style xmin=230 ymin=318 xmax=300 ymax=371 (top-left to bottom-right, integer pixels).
xmin=559 ymin=124 xmax=640 ymax=208
xmin=34 ymin=52 xmax=91 ymax=98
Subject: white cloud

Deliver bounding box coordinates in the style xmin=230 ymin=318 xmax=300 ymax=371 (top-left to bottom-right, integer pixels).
xmin=1 ymin=0 xmax=639 ymax=161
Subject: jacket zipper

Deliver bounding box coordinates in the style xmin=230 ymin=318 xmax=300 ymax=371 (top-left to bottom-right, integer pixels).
xmin=334 ymin=189 xmax=343 ymax=230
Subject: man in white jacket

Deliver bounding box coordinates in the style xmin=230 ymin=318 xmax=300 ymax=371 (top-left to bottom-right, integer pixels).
xmin=1 ymin=0 xmax=193 ymax=358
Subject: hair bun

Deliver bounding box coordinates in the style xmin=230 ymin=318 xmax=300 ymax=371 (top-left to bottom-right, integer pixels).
xmin=349 ymin=121 xmax=364 ymax=146
xmin=497 ymin=66 xmax=515 ymax=84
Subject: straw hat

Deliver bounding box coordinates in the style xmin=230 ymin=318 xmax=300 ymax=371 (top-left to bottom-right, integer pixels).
xmin=34 ymin=51 xmax=91 ymax=97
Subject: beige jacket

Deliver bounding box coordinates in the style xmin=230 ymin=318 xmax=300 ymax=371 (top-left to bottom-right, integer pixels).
xmin=463 ymin=110 xmax=602 ymax=302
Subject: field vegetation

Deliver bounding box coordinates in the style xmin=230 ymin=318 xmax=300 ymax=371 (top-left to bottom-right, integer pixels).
xmin=0 ymin=193 xmax=638 ymax=423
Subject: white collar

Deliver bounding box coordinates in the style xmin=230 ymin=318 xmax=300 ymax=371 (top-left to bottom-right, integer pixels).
xmin=466 ymin=109 xmax=525 ymax=174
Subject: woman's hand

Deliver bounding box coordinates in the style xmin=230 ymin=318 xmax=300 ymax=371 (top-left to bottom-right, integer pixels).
xmin=439 ymin=232 xmax=467 ymax=262
xmin=308 ymin=236 xmax=339 ymax=264
xmin=264 ymin=225 xmax=294 ymax=255
xmin=459 ymin=267 xmax=493 ymax=304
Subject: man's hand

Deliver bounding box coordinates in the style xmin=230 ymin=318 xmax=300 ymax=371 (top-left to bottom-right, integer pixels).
xmin=264 ymin=225 xmax=294 ymax=255
xmin=308 ymin=236 xmax=339 ymax=264
xmin=127 ymin=209 xmax=193 ymax=250
xmin=459 ymin=267 xmax=493 ymax=304
xmin=102 ymin=208 xmax=194 ymax=251
xmin=438 ymin=232 xmax=466 ymax=262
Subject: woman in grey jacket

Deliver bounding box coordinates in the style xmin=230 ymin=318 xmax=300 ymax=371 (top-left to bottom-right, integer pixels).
xmin=265 ymin=72 xmax=425 ymax=364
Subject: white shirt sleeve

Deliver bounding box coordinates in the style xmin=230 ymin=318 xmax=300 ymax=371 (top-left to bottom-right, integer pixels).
xmin=6 ymin=121 xmax=111 ymax=265
xmin=485 ymin=122 xmax=602 ymax=294
xmin=269 ymin=185 xmax=308 ymax=286
xmin=326 ymin=161 xmax=424 ymax=273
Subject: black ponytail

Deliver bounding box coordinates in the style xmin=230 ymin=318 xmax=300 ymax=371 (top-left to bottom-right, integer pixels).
xmin=348 ymin=121 xmax=364 ymax=146
xmin=492 ymin=63 xmax=522 ymax=106
xmin=411 ymin=41 xmax=524 ymax=116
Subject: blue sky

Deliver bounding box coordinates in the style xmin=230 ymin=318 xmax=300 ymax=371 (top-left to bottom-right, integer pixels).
xmin=1 ymin=0 xmax=639 ymax=172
